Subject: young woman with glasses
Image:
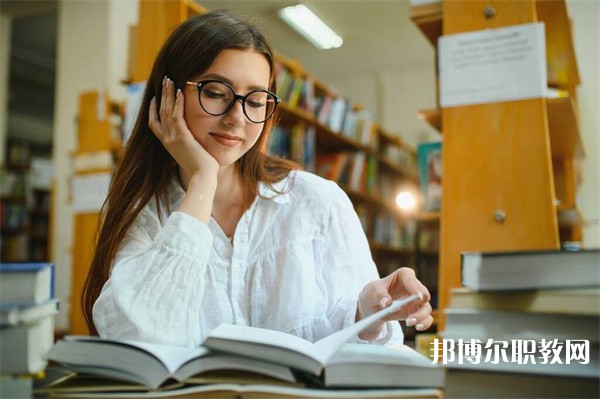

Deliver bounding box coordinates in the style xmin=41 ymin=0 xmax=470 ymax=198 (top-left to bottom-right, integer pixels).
xmin=82 ymin=10 xmax=432 ymax=347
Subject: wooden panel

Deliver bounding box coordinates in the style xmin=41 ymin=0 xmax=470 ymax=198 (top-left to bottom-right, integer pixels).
xmin=78 ymin=92 xmax=112 ymax=153
xmin=410 ymin=0 xmax=580 ymax=89
xmin=438 ymin=0 xmax=560 ymax=329
xmin=410 ymin=1 xmax=443 ymax=46
xmin=547 ymin=96 xmax=584 ymax=159
xmin=70 ymin=212 xmax=101 ymax=335
xmin=132 ymin=0 xmax=187 ymax=82
xmin=536 ymin=0 xmax=580 ymax=88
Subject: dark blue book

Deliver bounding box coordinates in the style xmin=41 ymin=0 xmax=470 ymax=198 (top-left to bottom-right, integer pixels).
xmin=0 ymin=262 xmax=55 ymax=308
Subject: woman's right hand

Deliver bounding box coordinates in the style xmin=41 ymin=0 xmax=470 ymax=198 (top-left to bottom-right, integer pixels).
xmin=148 ymin=77 xmax=219 ymax=180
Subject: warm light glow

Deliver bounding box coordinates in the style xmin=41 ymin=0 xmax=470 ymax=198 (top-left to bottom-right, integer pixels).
xmin=278 ymin=4 xmax=343 ymax=50
xmin=396 ymin=191 xmax=417 ymax=210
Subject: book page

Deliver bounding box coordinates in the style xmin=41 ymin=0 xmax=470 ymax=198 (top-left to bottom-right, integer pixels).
xmin=328 ymin=343 xmax=435 ymax=368
xmin=313 ymin=294 xmax=420 ymax=363
xmin=205 ymin=325 xmax=318 ymax=359
xmin=64 ymin=336 xmax=209 ymax=373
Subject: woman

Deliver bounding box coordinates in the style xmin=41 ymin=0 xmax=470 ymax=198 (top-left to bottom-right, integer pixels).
xmin=83 ymin=10 xmax=432 ymax=348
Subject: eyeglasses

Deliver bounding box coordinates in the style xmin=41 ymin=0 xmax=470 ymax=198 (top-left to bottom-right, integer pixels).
xmin=185 ymin=80 xmax=280 ymax=124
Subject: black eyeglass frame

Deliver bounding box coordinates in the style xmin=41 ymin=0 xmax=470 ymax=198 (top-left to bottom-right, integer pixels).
xmin=185 ymin=79 xmax=281 ymax=124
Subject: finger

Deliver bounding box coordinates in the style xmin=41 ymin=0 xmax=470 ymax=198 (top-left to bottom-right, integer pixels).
xmin=389 ymin=267 xmax=431 ymax=302
xmin=173 ymin=89 xmax=187 ymax=132
xmin=367 ymin=280 xmax=393 ymax=309
xmin=405 ymin=301 xmax=432 ymax=327
xmin=165 ymin=78 xmax=177 ymax=131
xmin=159 ymin=76 xmax=168 ymax=130
xmin=415 ymin=315 xmax=434 ymax=331
xmin=148 ymin=97 xmax=163 ymax=138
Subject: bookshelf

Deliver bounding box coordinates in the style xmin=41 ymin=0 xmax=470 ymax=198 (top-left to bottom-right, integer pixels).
xmin=411 ymin=0 xmax=584 ymax=329
xmin=68 ymin=0 xmax=421 ymax=333
xmin=1 ymin=139 xmax=52 ymax=262
xmin=69 ymin=91 xmax=123 ymax=335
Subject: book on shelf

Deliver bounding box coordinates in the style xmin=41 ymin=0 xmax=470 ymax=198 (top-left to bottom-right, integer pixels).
xmin=1 ymin=375 xmax=33 ymax=399
xmin=416 ymin=142 xmax=442 ymax=212
xmin=448 ymin=287 xmax=600 ymax=316
xmin=442 ymin=308 xmax=599 ymax=343
xmin=1 ymin=298 xmax=59 ymax=326
xmin=445 ymin=368 xmax=599 ymax=399
xmin=46 ymin=295 xmax=443 ymax=393
xmin=1 ymin=313 xmax=55 ymax=373
xmin=0 ymin=262 xmax=55 ymax=307
xmin=461 ymin=249 xmax=600 ymax=290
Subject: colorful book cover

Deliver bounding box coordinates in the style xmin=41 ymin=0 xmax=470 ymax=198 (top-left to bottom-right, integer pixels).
xmin=417 ymin=142 xmax=442 ymax=212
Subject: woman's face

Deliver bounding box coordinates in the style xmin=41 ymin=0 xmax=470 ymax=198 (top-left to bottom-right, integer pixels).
xmin=183 ymin=49 xmax=271 ymax=168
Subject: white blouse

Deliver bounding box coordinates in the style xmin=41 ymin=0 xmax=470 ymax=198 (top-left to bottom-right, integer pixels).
xmin=93 ymin=170 xmax=402 ymax=348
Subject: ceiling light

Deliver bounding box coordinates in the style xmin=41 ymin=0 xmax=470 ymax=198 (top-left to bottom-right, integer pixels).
xmin=278 ymin=4 xmax=343 ymax=50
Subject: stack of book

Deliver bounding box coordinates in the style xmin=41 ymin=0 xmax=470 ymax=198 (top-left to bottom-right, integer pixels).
xmin=441 ymin=249 xmax=600 ymax=398
xmin=0 ymin=262 xmax=59 ymax=398
xmin=37 ymin=295 xmax=445 ymax=398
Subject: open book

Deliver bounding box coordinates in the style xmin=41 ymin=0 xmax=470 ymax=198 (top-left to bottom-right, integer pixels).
xmin=46 ymin=295 xmax=440 ymax=392
xmin=202 ymin=294 xmax=422 ymax=375
xmin=46 ymin=337 xmax=295 ymax=390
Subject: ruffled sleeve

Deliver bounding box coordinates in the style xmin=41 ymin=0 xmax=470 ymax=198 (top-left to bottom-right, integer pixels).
xmin=318 ymin=181 xmax=403 ymax=344
xmin=93 ymin=209 xmax=213 ymax=347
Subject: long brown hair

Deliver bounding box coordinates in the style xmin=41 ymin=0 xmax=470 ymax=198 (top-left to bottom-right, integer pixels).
xmin=82 ymin=10 xmax=297 ymax=335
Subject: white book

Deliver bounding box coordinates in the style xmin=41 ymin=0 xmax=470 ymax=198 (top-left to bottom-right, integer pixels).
xmin=0 ymin=299 xmax=59 ymax=326
xmin=0 ymin=314 xmax=54 ymax=373
xmin=0 ymin=262 xmax=54 ymax=307
xmin=47 ymin=337 xmax=295 ymax=390
xmin=47 ymin=295 xmax=423 ymax=391
xmin=203 ymin=295 xmax=420 ymax=375
xmin=461 ymin=249 xmax=600 ymax=291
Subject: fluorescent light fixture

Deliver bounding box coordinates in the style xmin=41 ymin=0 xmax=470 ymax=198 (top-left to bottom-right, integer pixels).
xmin=278 ymin=4 xmax=343 ymax=50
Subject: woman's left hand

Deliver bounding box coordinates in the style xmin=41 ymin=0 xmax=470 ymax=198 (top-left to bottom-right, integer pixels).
xmin=356 ymin=267 xmax=432 ymax=341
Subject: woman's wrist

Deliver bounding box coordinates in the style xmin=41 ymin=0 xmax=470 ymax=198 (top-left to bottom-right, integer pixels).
xmin=178 ymin=172 xmax=217 ymax=223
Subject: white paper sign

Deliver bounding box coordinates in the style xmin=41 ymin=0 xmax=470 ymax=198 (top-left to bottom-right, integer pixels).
xmin=439 ymin=22 xmax=546 ymax=108
xmin=72 ymin=173 xmax=111 ymax=213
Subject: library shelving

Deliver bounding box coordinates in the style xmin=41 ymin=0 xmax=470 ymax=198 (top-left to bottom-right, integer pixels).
xmin=1 ymin=139 xmax=52 ymax=262
xmin=411 ymin=0 xmax=584 ymax=329
xmin=272 ymin=51 xmax=420 ymax=277
xmin=68 ymin=0 xmax=422 ymax=334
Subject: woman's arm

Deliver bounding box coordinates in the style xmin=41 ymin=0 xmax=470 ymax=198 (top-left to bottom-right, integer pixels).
xmin=93 ymin=78 xmax=222 ymax=347
xmin=318 ymin=181 xmax=404 ymax=344
xmin=93 ymin=208 xmax=213 ymax=347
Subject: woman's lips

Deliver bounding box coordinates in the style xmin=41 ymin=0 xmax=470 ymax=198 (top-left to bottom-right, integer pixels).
xmin=210 ymin=133 xmax=242 ymax=147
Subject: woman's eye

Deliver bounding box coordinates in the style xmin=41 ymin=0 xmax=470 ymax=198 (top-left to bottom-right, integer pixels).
xmin=247 ymin=99 xmax=266 ymax=108
xmin=204 ymin=90 xmax=226 ymax=99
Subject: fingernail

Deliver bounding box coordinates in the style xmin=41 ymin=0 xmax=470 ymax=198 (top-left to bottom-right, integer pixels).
xmin=416 ymin=323 xmax=425 ymax=330
xmin=406 ymin=317 xmax=417 ymax=326
xmin=176 ymin=89 xmax=181 ymax=98
xmin=417 ymin=292 xmax=424 ymax=300
xmin=163 ymin=76 xmax=167 ymax=85
xmin=379 ymin=298 xmax=389 ymax=308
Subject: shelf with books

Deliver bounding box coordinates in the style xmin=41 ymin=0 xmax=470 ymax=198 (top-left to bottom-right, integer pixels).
xmin=271 ymin=56 xmax=420 ymax=277
xmin=1 ymin=140 xmax=52 ymax=263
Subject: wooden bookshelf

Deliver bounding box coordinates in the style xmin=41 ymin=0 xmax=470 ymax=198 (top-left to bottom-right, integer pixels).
xmin=411 ymin=0 xmax=584 ymax=330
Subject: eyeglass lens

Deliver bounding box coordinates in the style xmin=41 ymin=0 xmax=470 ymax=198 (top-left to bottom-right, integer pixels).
xmin=199 ymin=81 xmax=276 ymax=123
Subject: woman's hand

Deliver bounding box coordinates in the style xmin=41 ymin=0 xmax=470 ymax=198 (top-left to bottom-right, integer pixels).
xmin=148 ymin=77 xmax=219 ymax=180
xmin=356 ymin=267 xmax=432 ymax=341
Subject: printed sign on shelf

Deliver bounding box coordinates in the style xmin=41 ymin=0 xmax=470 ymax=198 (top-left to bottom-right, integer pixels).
xmin=439 ymin=22 xmax=547 ymax=108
